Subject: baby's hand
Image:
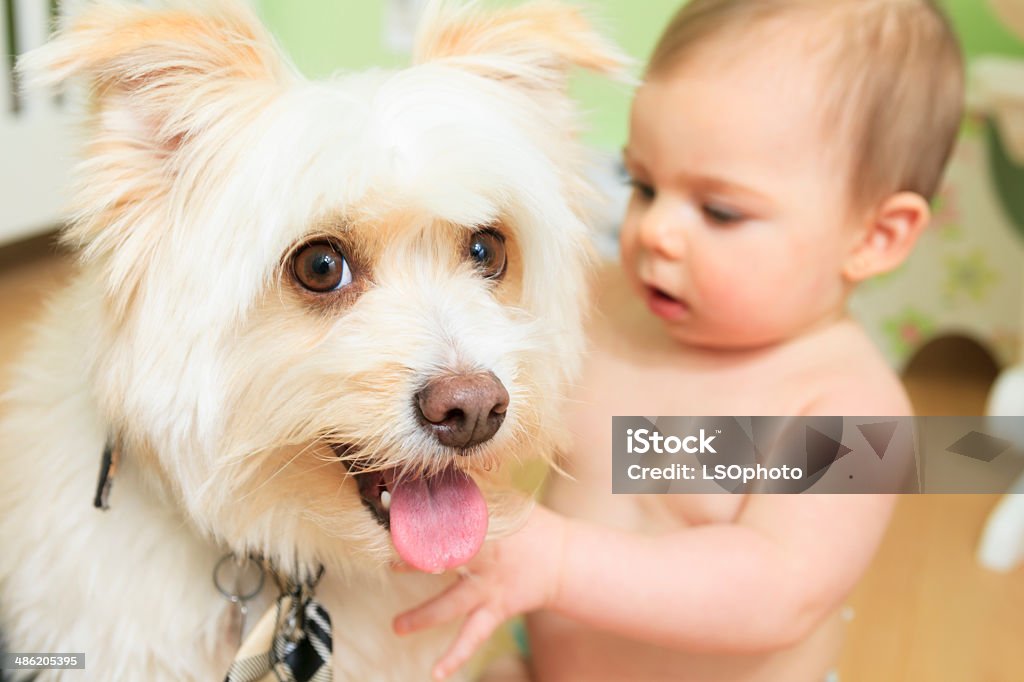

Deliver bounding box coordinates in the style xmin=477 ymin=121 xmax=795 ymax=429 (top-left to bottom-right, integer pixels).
xmin=392 ymin=504 xmax=567 ymax=681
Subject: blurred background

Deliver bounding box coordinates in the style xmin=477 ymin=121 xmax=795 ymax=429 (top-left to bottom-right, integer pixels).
xmin=1 ymin=0 xmax=1023 ymax=679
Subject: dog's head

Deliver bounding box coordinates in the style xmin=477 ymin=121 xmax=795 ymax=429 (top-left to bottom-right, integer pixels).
xmin=23 ymin=0 xmax=626 ymax=577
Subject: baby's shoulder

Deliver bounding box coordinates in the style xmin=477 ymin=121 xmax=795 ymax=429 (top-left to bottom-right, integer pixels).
xmin=791 ymin=320 xmax=912 ymax=416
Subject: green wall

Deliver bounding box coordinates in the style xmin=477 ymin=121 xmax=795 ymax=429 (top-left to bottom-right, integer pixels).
xmin=258 ymin=0 xmax=402 ymax=74
xmin=257 ymin=0 xmax=676 ymax=150
xmin=257 ymin=0 xmax=1024 ymax=151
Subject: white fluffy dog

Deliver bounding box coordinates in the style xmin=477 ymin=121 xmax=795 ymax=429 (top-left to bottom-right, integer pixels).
xmin=0 ymin=1 xmax=624 ymax=679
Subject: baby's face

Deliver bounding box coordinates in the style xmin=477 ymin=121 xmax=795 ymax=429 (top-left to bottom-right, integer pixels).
xmin=622 ymin=50 xmax=859 ymax=349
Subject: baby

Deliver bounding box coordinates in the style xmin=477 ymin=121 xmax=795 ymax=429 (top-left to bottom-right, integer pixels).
xmin=395 ymin=0 xmax=965 ymax=680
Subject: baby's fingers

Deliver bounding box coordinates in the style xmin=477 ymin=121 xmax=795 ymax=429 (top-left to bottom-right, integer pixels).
xmin=393 ymin=576 xmax=481 ymax=635
xmin=432 ymin=608 xmax=502 ymax=681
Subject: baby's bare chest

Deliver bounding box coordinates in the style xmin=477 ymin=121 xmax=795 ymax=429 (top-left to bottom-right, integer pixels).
xmin=593 ymin=350 xmax=812 ymax=417
xmin=560 ymin=352 xmax=819 ymax=528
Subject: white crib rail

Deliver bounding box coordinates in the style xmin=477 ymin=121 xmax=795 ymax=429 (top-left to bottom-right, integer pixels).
xmin=13 ymin=0 xmax=51 ymax=114
xmin=0 ymin=0 xmax=74 ymax=246
xmin=0 ymin=3 xmax=11 ymax=111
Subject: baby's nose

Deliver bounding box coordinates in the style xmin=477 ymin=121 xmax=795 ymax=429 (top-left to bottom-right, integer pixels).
xmin=415 ymin=372 xmax=509 ymax=449
xmin=638 ymin=204 xmax=686 ymax=260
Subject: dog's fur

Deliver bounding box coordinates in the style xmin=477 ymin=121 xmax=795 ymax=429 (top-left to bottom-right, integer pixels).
xmin=0 ymin=1 xmax=624 ymax=679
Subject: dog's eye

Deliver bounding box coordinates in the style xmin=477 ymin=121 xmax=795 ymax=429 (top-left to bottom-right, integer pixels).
xmin=292 ymin=241 xmax=352 ymax=293
xmin=467 ymin=230 xmax=506 ymax=280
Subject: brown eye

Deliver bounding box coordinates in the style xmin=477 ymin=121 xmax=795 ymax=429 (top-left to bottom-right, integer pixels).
xmin=292 ymin=241 xmax=352 ymax=292
xmin=467 ymin=230 xmax=507 ymax=280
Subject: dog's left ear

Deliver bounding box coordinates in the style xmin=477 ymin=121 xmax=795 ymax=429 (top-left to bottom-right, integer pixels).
xmin=413 ymin=0 xmax=631 ymax=89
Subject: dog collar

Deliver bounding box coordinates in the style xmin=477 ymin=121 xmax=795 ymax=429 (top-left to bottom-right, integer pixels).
xmin=93 ymin=438 xmax=120 ymax=510
xmin=224 ymin=566 xmax=333 ymax=682
xmin=92 ymin=439 xmax=334 ymax=680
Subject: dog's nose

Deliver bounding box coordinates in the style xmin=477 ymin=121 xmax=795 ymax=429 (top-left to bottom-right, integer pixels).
xmin=416 ymin=372 xmax=509 ymax=449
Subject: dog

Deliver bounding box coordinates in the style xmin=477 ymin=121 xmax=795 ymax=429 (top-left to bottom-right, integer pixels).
xmin=0 ymin=1 xmax=625 ymax=679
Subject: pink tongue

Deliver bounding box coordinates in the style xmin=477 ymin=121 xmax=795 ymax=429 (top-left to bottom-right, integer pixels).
xmin=389 ymin=469 xmax=488 ymax=573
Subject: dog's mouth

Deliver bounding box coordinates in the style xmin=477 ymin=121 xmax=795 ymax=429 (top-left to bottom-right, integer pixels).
xmin=335 ymin=445 xmax=488 ymax=573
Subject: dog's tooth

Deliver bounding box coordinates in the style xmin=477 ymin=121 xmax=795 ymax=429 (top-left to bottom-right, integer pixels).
xmin=380 ymin=490 xmax=391 ymax=511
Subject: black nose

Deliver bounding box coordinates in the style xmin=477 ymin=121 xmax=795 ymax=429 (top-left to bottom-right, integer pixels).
xmin=416 ymin=372 xmax=509 ymax=449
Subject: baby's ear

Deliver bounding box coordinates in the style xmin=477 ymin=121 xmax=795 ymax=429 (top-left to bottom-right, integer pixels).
xmin=843 ymin=192 xmax=931 ymax=282
xmin=413 ymin=0 xmax=632 ymax=88
xmin=18 ymin=0 xmax=290 ymax=154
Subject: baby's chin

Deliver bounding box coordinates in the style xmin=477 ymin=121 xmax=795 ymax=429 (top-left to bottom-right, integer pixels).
xmin=663 ymin=307 xmax=851 ymax=352
xmin=661 ymin=320 xmax=794 ymax=353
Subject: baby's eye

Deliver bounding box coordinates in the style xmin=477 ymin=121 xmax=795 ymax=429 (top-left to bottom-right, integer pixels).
xmin=628 ymin=179 xmax=656 ymax=201
xmin=702 ymin=204 xmax=745 ymax=226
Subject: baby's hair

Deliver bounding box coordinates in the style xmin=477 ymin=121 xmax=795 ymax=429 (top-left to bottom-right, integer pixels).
xmin=647 ymin=0 xmax=965 ymax=208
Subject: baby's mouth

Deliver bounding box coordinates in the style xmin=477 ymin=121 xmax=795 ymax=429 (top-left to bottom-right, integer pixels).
xmin=335 ymin=445 xmax=488 ymax=573
xmin=644 ymin=285 xmax=690 ymax=321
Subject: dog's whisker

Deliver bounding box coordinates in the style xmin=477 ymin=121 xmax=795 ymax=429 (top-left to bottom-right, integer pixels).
xmin=235 ymin=440 xmax=329 ymax=502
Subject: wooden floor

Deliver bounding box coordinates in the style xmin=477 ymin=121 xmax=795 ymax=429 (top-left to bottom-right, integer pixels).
xmin=1 ymin=234 xmax=1021 ymax=681
xmin=842 ymin=337 xmax=1023 ymax=681
xmin=0 ymin=234 xmax=73 ymax=389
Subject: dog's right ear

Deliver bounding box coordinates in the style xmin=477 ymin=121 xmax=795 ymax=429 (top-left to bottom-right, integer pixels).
xmin=17 ymin=1 xmax=292 ymax=313
xmin=19 ymin=0 xmax=290 ymax=155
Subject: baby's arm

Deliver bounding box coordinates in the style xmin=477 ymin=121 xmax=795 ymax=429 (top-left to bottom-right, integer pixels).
xmin=550 ymin=492 xmax=894 ymax=651
xmin=396 ymin=374 xmax=906 ymax=679
xmin=395 ymin=492 xmax=893 ymax=678
xmin=554 ymin=381 xmax=910 ymax=652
